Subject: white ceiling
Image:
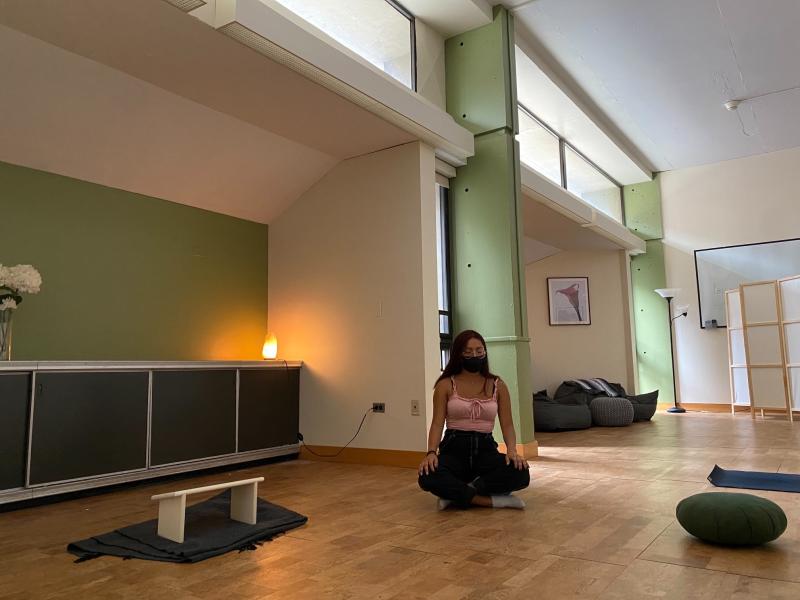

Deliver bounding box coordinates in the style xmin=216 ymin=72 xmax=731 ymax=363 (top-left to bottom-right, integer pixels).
xmin=0 ymin=0 xmax=416 ymax=223
xmin=0 ymin=25 xmax=338 ymax=224
xmin=521 ymin=193 xmax=624 ymax=255
xmin=509 ymin=0 xmax=800 ymax=171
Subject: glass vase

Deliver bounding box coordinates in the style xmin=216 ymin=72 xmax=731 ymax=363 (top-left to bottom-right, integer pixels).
xmin=0 ymin=309 xmax=12 ymax=361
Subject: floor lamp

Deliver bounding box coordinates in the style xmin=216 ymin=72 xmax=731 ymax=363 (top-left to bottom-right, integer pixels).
xmin=655 ymin=288 xmax=687 ymax=413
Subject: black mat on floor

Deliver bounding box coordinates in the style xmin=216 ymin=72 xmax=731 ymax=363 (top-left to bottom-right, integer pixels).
xmin=67 ymin=490 xmax=308 ymax=563
xmin=708 ymin=464 xmax=800 ymax=493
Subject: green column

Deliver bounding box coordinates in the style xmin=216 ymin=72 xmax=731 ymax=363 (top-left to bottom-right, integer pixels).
xmin=625 ymin=176 xmax=674 ymax=403
xmin=445 ymin=7 xmax=535 ymax=449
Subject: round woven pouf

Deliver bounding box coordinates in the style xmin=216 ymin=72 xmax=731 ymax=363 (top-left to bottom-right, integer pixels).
xmin=590 ymin=397 xmax=634 ymax=426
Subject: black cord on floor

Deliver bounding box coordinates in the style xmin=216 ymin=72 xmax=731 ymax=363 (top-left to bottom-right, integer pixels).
xmin=298 ymin=408 xmax=373 ymax=458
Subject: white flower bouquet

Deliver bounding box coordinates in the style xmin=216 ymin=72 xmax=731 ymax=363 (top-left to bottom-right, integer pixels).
xmin=0 ymin=263 xmax=42 ymax=359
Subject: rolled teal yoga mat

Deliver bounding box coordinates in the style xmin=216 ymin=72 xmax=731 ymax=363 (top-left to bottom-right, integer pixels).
xmin=708 ymin=464 xmax=800 ymax=493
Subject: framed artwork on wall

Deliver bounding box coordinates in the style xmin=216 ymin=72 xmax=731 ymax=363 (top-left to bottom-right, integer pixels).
xmin=548 ymin=277 xmax=591 ymax=325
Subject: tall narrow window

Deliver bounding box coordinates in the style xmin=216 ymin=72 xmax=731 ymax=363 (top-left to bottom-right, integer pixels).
xmin=435 ymin=184 xmax=453 ymax=369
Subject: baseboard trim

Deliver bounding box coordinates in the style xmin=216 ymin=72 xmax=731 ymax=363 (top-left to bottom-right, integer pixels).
xmin=299 ymin=446 xmax=425 ymax=469
xmin=657 ymin=402 xmax=799 ymax=415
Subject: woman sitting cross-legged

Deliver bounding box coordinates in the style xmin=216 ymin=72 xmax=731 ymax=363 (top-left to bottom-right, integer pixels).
xmin=418 ymin=329 xmax=530 ymax=510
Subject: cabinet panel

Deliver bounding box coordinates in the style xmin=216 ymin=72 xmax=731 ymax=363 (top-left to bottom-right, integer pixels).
xmin=29 ymin=372 xmax=148 ymax=484
xmin=238 ymin=368 xmax=300 ymax=451
xmin=0 ymin=373 xmax=31 ymax=490
xmin=151 ymin=370 xmax=236 ymax=465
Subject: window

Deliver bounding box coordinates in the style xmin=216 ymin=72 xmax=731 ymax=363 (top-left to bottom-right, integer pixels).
xmin=274 ymin=0 xmax=416 ymax=90
xmin=435 ymin=184 xmax=453 ymax=369
xmin=517 ymin=109 xmax=561 ymax=186
xmin=517 ymin=103 xmax=624 ymax=223
xmin=564 ymin=146 xmax=623 ymax=222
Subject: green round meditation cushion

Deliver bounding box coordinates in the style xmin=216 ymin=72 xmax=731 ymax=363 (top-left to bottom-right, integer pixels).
xmin=676 ymin=492 xmax=787 ymax=546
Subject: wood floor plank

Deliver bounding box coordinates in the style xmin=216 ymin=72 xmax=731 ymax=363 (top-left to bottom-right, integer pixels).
xmin=1 ymin=411 xmax=799 ymax=598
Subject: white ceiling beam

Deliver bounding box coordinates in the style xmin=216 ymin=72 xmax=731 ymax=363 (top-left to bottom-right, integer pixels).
xmin=191 ymin=0 xmax=474 ymax=165
xmin=521 ymin=165 xmax=645 ymax=254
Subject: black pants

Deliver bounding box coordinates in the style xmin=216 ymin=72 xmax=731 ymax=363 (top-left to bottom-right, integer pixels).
xmin=418 ymin=429 xmax=530 ymax=506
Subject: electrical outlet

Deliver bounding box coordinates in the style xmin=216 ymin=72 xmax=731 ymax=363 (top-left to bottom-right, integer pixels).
xmin=372 ymin=402 xmax=385 ymax=413
xmin=411 ymin=399 xmax=420 ymax=416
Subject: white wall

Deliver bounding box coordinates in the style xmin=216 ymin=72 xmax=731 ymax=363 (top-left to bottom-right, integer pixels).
xmin=526 ymin=250 xmax=635 ymax=396
xmin=268 ymin=142 xmax=440 ymax=452
xmin=661 ymin=146 xmax=800 ymax=404
xmin=415 ymin=19 xmax=446 ymax=110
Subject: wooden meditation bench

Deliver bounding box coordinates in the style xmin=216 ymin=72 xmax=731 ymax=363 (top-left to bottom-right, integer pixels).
xmin=151 ymin=477 xmax=265 ymax=543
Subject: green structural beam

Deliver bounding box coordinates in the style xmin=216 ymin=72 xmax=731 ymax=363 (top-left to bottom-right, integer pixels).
xmin=624 ymin=178 xmax=663 ymax=241
xmin=446 ymin=6 xmax=517 ymax=136
xmin=449 ymin=132 xmax=524 ymax=336
xmin=625 ymin=176 xmax=674 ymax=404
xmin=445 ymin=7 xmax=534 ymax=446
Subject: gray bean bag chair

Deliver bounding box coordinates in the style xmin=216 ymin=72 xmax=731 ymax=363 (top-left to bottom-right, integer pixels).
xmin=590 ymin=396 xmax=634 ymax=427
xmin=555 ymin=379 xmax=626 ymax=405
xmin=556 ymin=380 xmax=659 ymax=421
xmin=533 ymin=390 xmax=592 ymax=432
xmin=628 ymin=390 xmax=659 ymax=421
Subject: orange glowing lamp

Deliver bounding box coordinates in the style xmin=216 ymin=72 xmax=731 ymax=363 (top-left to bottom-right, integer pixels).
xmin=261 ymin=332 xmax=278 ymax=360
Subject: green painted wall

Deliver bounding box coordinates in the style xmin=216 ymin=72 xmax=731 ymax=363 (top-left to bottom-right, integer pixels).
xmin=446 ymin=7 xmax=534 ymax=443
xmin=0 ymin=161 xmax=268 ymax=360
xmin=625 ymin=176 xmax=674 ymax=403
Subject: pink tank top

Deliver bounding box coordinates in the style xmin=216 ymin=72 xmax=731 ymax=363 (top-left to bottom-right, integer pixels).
xmin=445 ymin=376 xmax=498 ymax=433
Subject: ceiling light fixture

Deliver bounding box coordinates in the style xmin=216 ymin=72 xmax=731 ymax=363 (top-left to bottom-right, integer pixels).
xmin=723 ymin=100 xmax=741 ymax=111
xmin=723 ymin=84 xmax=800 ymax=111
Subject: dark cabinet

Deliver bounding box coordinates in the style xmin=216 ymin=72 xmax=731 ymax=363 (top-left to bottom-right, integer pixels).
xmin=29 ymin=372 xmax=149 ymax=485
xmin=239 ymin=368 xmax=300 ymax=451
xmin=2 ymin=364 xmax=299 ymax=504
xmin=150 ymin=370 xmax=237 ymax=466
xmin=0 ymin=373 xmax=31 ymax=490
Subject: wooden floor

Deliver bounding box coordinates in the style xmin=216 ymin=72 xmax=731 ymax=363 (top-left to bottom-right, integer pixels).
xmin=2 ymin=411 xmax=800 ymax=599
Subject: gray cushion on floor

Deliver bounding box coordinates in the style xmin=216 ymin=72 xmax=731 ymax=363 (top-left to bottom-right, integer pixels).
xmin=533 ymin=398 xmax=592 ymax=432
xmin=676 ymin=492 xmax=787 ymax=546
xmin=628 ymin=390 xmax=659 ymax=421
xmin=590 ymin=396 xmax=634 ymax=426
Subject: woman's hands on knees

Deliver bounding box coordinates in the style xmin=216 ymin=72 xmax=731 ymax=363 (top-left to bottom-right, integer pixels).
xmin=419 ymin=452 xmax=438 ymax=475
xmin=505 ymin=451 xmax=528 ymax=470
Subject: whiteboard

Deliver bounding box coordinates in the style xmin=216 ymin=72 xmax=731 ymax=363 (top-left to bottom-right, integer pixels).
xmin=695 ymin=238 xmax=800 ymax=328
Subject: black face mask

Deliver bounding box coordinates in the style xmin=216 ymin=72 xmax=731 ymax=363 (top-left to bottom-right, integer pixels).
xmin=462 ymin=356 xmax=487 ymax=373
